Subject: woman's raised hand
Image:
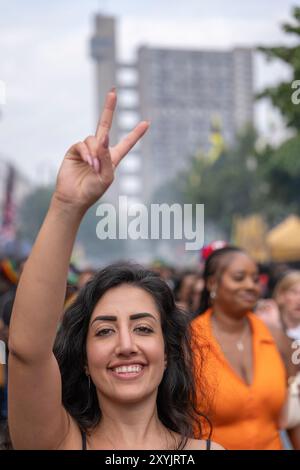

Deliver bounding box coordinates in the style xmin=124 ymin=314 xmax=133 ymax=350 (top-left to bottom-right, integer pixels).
xmin=54 ymin=88 xmax=149 ymax=210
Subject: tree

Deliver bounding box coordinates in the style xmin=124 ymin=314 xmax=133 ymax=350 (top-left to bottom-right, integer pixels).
xmin=257 ymin=6 xmax=300 ymax=130
xmin=256 ymin=135 xmax=300 ymax=221
xmin=181 ymin=126 xmax=267 ymax=236
xmin=178 ymin=7 xmax=300 ymax=235
xmin=256 ymin=6 xmax=300 ymax=220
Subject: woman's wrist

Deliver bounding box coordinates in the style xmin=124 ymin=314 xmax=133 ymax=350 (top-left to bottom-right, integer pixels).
xmin=51 ymin=192 xmax=88 ymax=220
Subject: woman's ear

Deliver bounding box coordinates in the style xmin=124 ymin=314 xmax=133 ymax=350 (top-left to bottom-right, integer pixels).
xmin=207 ymin=276 xmax=217 ymax=296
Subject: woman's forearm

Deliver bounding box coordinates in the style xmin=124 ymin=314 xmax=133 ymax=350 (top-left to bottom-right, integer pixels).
xmin=9 ymin=196 xmax=86 ymax=362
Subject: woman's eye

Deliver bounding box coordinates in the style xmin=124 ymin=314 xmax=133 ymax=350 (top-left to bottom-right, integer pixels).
xmin=135 ymin=326 xmax=153 ymax=334
xmin=96 ymin=328 xmax=114 ymax=336
xmin=233 ymin=276 xmax=244 ymax=282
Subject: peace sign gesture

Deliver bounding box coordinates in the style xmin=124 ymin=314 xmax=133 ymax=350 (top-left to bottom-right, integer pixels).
xmin=54 ymin=88 xmax=149 ymax=210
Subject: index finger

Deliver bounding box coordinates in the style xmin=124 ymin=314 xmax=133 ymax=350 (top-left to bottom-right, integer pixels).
xmin=111 ymin=121 xmax=150 ymax=168
xmin=95 ymin=88 xmax=117 ymax=140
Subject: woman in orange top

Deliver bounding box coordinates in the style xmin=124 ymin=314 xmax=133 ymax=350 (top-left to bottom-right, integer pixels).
xmin=191 ymin=246 xmax=300 ymax=450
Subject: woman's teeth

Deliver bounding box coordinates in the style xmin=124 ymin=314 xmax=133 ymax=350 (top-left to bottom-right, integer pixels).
xmin=113 ymin=365 xmax=143 ymax=373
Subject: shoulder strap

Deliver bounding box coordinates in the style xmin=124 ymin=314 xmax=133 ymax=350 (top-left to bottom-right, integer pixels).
xmin=81 ymin=429 xmax=87 ymax=450
xmin=206 ymin=439 xmax=211 ymax=450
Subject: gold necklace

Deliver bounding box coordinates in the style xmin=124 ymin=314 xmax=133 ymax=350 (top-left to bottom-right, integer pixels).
xmin=235 ymin=319 xmax=249 ymax=352
xmin=212 ymin=315 xmax=248 ymax=352
xmin=236 ymin=329 xmax=246 ymax=351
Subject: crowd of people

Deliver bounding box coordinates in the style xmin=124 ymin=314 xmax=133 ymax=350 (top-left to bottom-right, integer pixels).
xmin=1 ymin=89 xmax=300 ymax=450
xmin=1 ymin=243 xmax=300 ymax=450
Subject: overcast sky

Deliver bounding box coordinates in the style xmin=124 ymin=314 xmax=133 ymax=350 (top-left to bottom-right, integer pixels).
xmin=0 ymin=0 xmax=297 ymax=184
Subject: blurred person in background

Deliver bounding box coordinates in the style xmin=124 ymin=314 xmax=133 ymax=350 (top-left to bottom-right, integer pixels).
xmin=174 ymin=271 xmax=197 ymax=312
xmin=0 ymin=259 xmax=19 ymax=322
xmin=78 ymin=268 xmax=96 ymax=289
xmin=0 ymin=259 xmax=22 ymax=423
xmin=255 ymin=271 xmax=300 ymax=364
xmin=63 ymin=264 xmax=80 ymax=311
xmin=190 ymin=274 xmax=205 ymax=316
xmin=191 ymin=246 xmax=300 ymax=450
xmin=255 ymin=270 xmax=300 ymax=435
xmin=149 ymin=261 xmax=176 ymax=291
xmin=273 ymin=271 xmax=300 ymax=341
xmin=64 ymin=267 xmax=96 ymax=311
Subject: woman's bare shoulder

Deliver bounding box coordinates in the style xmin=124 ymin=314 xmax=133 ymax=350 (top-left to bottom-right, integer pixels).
xmin=56 ymin=414 xmax=83 ymax=450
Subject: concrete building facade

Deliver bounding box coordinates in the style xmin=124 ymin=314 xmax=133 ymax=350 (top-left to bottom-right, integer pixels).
xmin=90 ymin=14 xmax=253 ymax=203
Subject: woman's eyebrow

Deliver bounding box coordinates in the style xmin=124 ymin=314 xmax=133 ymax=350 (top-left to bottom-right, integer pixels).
xmin=91 ymin=315 xmax=117 ymax=325
xmin=231 ymin=270 xmax=259 ymax=276
xmin=130 ymin=312 xmax=157 ymax=321
xmin=91 ymin=312 xmax=157 ymax=325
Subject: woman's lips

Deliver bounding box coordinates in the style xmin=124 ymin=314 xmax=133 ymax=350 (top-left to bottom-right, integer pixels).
xmin=239 ymin=293 xmax=257 ymax=303
xmin=108 ymin=365 xmax=146 ymax=380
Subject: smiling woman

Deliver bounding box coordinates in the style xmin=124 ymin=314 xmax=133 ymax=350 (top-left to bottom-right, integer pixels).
xmin=191 ymin=246 xmax=300 ymax=450
xmin=54 ymin=263 xmax=211 ymax=449
xmin=7 ymin=89 xmax=221 ymax=450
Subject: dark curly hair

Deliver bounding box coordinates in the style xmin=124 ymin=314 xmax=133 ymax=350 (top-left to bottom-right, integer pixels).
xmin=53 ymin=262 xmax=211 ymax=449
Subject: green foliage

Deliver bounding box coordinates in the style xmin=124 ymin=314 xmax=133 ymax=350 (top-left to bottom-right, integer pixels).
xmin=257 ymin=135 xmax=300 ymax=210
xmin=255 ymin=6 xmax=300 ymax=221
xmin=175 ymin=6 xmax=300 ymax=236
xmin=257 ymin=6 xmax=300 ymax=130
xmin=160 ymin=127 xmax=299 ymax=236
xmin=181 ymin=127 xmax=265 ymax=235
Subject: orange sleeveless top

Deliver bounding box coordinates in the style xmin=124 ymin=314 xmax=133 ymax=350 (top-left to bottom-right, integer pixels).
xmin=191 ymin=309 xmax=287 ymax=450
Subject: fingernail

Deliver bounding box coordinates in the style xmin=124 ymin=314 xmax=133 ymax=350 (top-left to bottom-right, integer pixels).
xmin=102 ymin=134 xmax=109 ymax=149
xmin=110 ymin=86 xmax=116 ymax=93
xmin=87 ymin=155 xmax=93 ymax=166
xmin=93 ymin=158 xmax=100 ymax=173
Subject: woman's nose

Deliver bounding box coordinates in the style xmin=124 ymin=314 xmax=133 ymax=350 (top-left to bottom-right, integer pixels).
xmin=115 ymin=329 xmax=138 ymax=356
xmin=244 ymin=277 xmax=259 ymax=291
